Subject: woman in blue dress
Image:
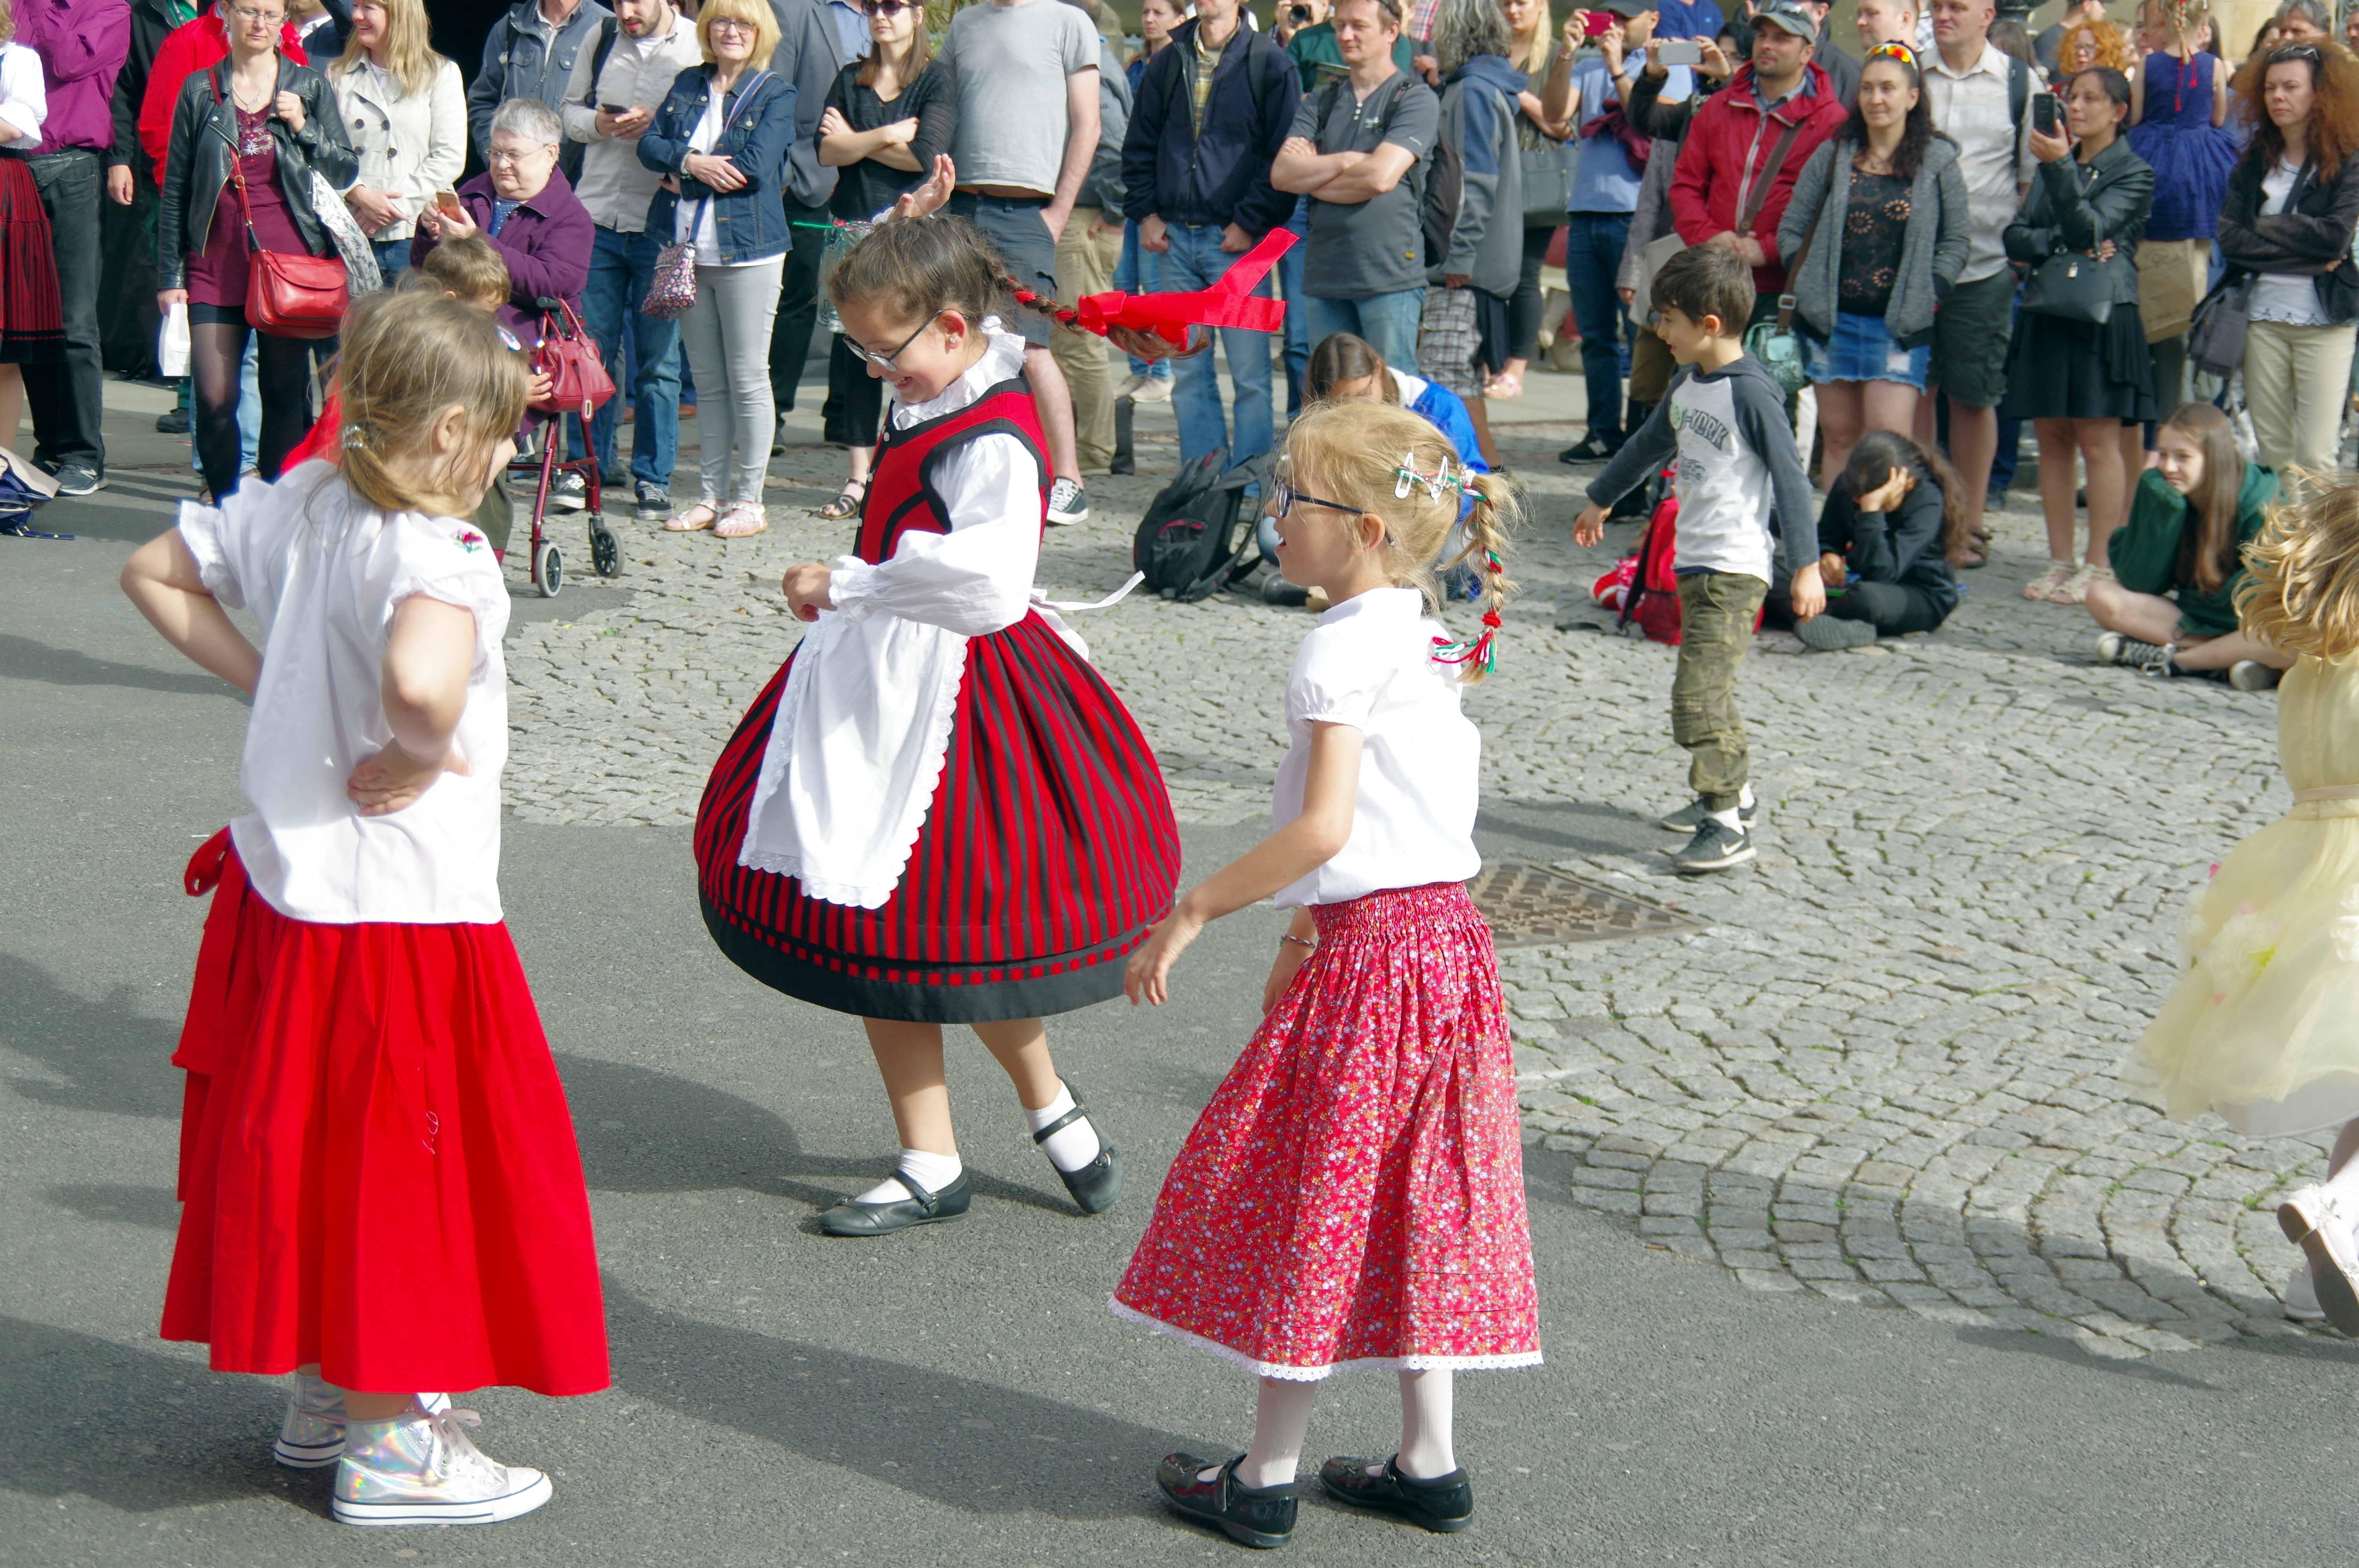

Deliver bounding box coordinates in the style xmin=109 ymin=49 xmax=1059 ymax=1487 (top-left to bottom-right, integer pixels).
xmin=2126 ymin=0 xmax=2237 ymax=410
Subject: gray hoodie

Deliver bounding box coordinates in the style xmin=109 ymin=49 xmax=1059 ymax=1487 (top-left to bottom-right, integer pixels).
xmin=1430 ymin=54 xmax=1527 ymax=298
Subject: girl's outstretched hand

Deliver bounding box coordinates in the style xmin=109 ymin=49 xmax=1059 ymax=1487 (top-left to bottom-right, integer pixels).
xmin=347 ymin=739 xmax=470 ymax=816
xmin=892 ymin=154 xmax=955 ymax=220
xmin=1124 ymin=907 xmax=1204 ymax=1007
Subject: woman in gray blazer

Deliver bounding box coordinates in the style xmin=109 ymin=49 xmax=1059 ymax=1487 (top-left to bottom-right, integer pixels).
xmin=1777 ymin=41 xmax=1971 ymax=490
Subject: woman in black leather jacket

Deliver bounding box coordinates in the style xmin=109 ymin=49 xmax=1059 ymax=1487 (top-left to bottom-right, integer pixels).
xmin=1998 ymin=64 xmax=2156 ymax=606
xmin=155 ymin=0 xmax=356 ymax=501
xmin=2217 ymin=41 xmax=2359 ymax=490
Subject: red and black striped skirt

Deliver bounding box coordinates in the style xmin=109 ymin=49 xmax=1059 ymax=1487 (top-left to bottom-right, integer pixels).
xmin=695 ymin=611 xmax=1182 ymax=1023
xmin=0 ymin=155 xmax=62 ymax=365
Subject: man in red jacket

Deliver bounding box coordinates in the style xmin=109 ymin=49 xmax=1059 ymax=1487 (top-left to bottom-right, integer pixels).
xmin=1665 ymin=0 xmax=1846 ymax=317
xmin=136 ymin=1 xmax=304 ymax=179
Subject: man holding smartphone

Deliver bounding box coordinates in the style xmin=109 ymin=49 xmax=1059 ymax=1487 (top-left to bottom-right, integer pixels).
xmin=1918 ymin=0 xmax=2035 ymax=557
xmin=562 ymin=0 xmax=703 ymax=519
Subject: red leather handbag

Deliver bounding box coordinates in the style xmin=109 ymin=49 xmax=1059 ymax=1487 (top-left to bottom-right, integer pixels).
xmin=529 ymin=298 xmax=615 ymax=416
xmin=213 ymin=76 xmax=347 ymax=339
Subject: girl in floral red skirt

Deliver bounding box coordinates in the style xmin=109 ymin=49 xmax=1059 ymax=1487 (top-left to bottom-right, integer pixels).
xmin=118 ymin=291 xmax=607 ymax=1530
xmin=1114 ymin=401 xmax=1539 ymax=1550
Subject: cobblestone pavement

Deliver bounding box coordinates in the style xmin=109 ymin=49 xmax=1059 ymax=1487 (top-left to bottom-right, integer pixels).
xmin=501 ymin=416 xmax=2327 ymax=1360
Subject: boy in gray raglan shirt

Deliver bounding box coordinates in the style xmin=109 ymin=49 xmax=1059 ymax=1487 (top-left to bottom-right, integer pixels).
xmin=1575 ymin=243 xmax=1820 ymax=875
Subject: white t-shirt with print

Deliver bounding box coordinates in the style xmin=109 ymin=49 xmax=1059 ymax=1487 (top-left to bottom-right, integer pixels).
xmin=1271 ymin=586 xmax=1483 ymax=909
xmin=176 ymin=462 xmax=513 ymax=926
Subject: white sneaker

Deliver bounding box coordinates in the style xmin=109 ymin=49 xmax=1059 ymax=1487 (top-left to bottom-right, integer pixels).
xmin=2279 ymin=1184 xmax=2359 ymax=1334
xmin=1046 ymin=477 xmax=1089 ymax=525
xmin=2286 ymin=1262 xmax=2329 ymax=1323
xmin=278 ymin=1383 xmax=450 ymax=1470
xmin=333 ymin=1402 xmax=551 ymax=1528
xmin=1130 ymin=374 xmax=1173 ymax=404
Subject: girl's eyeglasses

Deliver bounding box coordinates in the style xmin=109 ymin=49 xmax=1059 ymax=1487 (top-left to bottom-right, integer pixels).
xmin=1267 ymin=470 xmax=1359 ymax=519
xmin=843 ymin=310 xmax=947 ymax=372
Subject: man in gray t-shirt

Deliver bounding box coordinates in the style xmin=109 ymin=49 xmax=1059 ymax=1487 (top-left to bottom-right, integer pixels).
xmin=939 ymin=0 xmax=1104 ymax=522
xmin=1273 ymin=0 xmax=1436 ymax=372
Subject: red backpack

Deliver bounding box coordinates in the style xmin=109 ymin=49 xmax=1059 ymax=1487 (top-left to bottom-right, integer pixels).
xmin=1592 ymin=488 xmax=1685 ymax=646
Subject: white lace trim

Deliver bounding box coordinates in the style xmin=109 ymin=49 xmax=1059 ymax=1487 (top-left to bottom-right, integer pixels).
xmin=735 ymin=619 xmax=970 ymax=908
xmin=1106 ymin=1299 xmax=1544 ymax=1379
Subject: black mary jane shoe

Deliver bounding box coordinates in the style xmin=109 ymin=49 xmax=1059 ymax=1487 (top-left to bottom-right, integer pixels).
xmin=1157 ymin=1452 xmax=1297 ymax=1550
xmin=1318 ymin=1454 xmax=1474 ymax=1534
xmin=816 ymin=1169 xmax=972 ymax=1236
xmin=1034 ymin=1081 xmax=1123 ymax=1214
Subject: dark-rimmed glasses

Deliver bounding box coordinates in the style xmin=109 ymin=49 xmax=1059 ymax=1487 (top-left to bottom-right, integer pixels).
xmin=1267 ymin=466 xmax=1360 ymax=519
xmin=842 ymin=310 xmax=947 ymax=372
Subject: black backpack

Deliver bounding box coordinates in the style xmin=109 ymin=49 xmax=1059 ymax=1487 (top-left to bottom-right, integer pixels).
xmin=1132 ymin=448 xmax=1276 ymax=602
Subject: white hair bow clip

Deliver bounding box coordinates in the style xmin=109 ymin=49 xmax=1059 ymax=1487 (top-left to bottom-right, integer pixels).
xmin=1394 ymin=452 xmax=1463 ymax=502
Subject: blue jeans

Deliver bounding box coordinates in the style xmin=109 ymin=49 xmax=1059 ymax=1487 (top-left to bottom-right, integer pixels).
xmin=1562 ymin=211 xmax=1632 ymax=443
xmin=581 ymin=225 xmax=682 ymax=493
xmin=1278 ymin=203 xmax=1310 ymax=418
xmin=1163 ymin=222 xmax=1276 ymax=469
xmin=370 ymin=237 xmax=410 ymax=282
xmin=1301 ymin=290 xmax=1425 ymax=376
xmin=1113 ymin=220 xmax=1173 ymax=382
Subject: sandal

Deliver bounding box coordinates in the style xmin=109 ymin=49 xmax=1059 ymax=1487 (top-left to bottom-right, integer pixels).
xmin=816 ymin=475 xmax=869 ymax=521
xmin=2022 ymin=560 xmax=2074 ymax=601
xmin=714 ymin=501 xmax=767 ymax=538
xmin=665 ymin=501 xmax=719 ymax=532
xmin=1482 ymin=370 xmax=1523 ymax=399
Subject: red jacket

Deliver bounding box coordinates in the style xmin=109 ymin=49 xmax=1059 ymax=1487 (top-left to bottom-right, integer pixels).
xmin=137 ymin=9 xmax=305 ymax=179
xmin=1668 ymin=60 xmax=1848 ymax=296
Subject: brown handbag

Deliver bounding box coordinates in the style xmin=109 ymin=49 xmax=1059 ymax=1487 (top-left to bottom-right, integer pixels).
xmin=212 ymin=73 xmax=346 ymax=339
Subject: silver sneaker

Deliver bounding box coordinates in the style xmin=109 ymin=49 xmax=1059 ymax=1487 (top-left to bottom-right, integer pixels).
xmin=334 ymin=1402 xmax=552 ymax=1528
xmin=278 ymin=1379 xmax=450 ymax=1469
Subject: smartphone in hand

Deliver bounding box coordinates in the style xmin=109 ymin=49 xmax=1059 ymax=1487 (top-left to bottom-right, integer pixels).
xmin=1582 ymin=9 xmax=1616 ymax=35
xmin=2031 ymin=92 xmax=2060 ymax=136
xmin=1656 ymin=37 xmax=1702 ymax=65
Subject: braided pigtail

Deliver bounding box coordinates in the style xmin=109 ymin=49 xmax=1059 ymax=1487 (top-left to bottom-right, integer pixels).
xmin=1437 ymin=471 xmax=1523 ymax=685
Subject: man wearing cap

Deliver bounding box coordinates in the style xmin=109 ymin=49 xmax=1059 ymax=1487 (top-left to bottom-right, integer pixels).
xmin=1540 ymin=0 xmax=1676 ymax=461
xmin=1666 ymin=0 xmax=1846 ymax=315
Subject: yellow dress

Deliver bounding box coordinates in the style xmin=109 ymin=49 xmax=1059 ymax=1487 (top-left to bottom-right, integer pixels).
xmin=2141 ymin=654 xmax=2359 ymax=1135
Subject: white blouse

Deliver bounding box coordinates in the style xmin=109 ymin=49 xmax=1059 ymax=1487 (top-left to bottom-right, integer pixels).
xmin=1272 ymin=586 xmax=1483 ymax=909
xmin=176 ymin=463 xmax=513 ymax=925
xmin=0 ymin=42 xmax=47 ymax=151
xmin=737 ymin=323 xmax=1070 ymax=907
xmin=2250 ymin=157 xmax=2332 ymax=328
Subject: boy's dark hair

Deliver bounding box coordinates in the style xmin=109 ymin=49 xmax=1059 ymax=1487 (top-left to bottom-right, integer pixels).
xmin=827 ymin=214 xmax=1014 ymax=332
xmin=1651 ymin=243 xmax=1754 ymax=338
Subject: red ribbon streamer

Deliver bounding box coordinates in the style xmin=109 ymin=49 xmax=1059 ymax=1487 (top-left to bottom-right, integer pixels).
xmin=1011 ymin=227 xmax=1299 ymax=347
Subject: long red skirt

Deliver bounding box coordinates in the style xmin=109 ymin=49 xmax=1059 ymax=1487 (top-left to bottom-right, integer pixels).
xmin=1112 ymin=883 xmax=1541 ymax=1378
xmin=160 ymin=831 xmax=609 ymax=1397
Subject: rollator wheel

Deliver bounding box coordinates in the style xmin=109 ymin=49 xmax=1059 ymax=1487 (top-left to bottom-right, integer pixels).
xmin=534 ymin=540 xmax=563 ymax=598
xmin=589 ymin=520 xmax=622 ymax=578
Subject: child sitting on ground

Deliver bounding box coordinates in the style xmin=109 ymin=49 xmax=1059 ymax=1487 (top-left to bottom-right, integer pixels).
xmin=2089 ymin=399 xmax=2290 ymax=691
xmin=1572 ymin=242 xmax=1819 ymax=875
xmin=1765 ymin=428 xmax=1966 ymax=650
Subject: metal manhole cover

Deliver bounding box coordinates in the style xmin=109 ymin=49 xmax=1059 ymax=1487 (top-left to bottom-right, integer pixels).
xmin=1468 ymin=861 xmax=1702 ymax=949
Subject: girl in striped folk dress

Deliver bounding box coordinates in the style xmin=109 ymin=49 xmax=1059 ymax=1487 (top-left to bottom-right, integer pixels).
xmin=694 ymin=216 xmax=1181 ymax=1236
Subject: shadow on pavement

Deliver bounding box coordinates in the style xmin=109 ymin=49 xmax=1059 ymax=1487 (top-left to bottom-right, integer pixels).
xmin=0 ymin=951 xmax=184 ymax=1120
xmin=1476 ymin=797 xmax=1664 ymax=862
xmin=603 ymin=1281 xmax=1201 ymax=1521
xmin=0 ymin=631 xmax=242 ymax=699
xmin=44 ymin=1182 xmax=179 ymax=1231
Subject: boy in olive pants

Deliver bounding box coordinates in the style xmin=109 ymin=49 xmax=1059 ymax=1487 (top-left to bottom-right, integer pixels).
xmin=1573 ymin=243 xmax=1820 ymax=874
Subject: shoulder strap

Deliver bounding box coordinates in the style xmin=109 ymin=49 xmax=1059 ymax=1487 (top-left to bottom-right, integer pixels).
xmin=208 ymin=70 xmax=261 ymax=248
xmin=1736 ymin=117 xmax=1805 ymax=234
xmin=580 ymin=16 xmax=618 ymax=107
xmin=2007 ymin=53 xmax=2030 ymax=134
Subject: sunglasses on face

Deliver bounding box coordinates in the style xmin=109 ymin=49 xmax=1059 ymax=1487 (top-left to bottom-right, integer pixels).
xmin=843 ymin=310 xmax=947 ymax=372
xmin=861 ymin=0 xmax=915 ymax=15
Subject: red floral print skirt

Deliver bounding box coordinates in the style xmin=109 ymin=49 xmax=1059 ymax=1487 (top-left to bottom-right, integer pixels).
xmin=1111 ymin=882 xmax=1541 ymax=1378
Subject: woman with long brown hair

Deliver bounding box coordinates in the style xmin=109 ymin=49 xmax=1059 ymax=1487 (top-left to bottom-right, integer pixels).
xmin=2220 ymin=40 xmax=2359 ymax=489
xmin=2089 ymin=400 xmax=2292 ymax=686
xmin=1766 ymin=427 xmax=1965 ymax=650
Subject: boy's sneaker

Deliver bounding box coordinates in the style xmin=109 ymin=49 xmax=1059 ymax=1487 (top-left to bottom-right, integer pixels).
xmin=548 ymin=471 xmax=588 ymax=511
xmin=2230 ymin=660 xmax=2283 ymax=692
xmin=633 ymin=482 xmax=671 ymax=521
xmin=1670 ymin=815 xmax=1755 ymax=874
xmin=1795 ymin=614 xmax=1877 ymax=652
xmin=278 ymin=1381 xmax=450 ymax=1469
xmin=1660 ymin=797 xmax=1758 ymax=833
xmin=2093 ymin=631 xmax=2176 ymax=675
xmin=1046 ymin=477 xmax=1089 ymax=525
xmin=334 ymin=1402 xmax=551 ymax=1528
xmin=1557 ymin=432 xmax=1619 ymax=465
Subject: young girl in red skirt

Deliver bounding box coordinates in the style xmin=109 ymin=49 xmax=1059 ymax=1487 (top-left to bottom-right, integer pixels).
xmin=118 ymin=290 xmax=607 ymax=1528
xmin=0 ymin=1 xmax=62 ymax=454
xmin=694 ymin=215 xmax=1180 ymax=1237
xmin=1114 ymin=400 xmax=1539 ymax=1550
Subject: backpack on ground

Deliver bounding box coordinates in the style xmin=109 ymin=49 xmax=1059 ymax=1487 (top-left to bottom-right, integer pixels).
xmin=1132 ymin=448 xmax=1276 ymax=602
xmin=1592 ymin=484 xmax=1686 ymax=646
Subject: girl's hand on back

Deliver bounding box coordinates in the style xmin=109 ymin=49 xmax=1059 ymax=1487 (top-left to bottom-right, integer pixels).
xmin=783 ymin=561 xmax=835 ymax=621
xmin=347 ymin=738 xmax=471 ymax=816
xmin=1262 ymin=926 xmax=1314 ymax=1013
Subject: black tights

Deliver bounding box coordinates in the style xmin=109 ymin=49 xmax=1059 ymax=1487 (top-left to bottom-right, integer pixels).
xmin=191 ymin=320 xmax=314 ymax=500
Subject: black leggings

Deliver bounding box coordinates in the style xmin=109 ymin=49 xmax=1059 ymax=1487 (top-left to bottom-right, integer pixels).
xmin=1507 ymin=220 xmax=1559 ymax=363
xmin=191 ymin=317 xmax=315 ymax=500
xmin=821 ymin=333 xmax=883 ymax=449
xmin=1765 ymin=578 xmax=1951 ymax=636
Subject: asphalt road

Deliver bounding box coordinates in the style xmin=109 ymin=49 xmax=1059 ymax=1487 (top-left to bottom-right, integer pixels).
xmin=5 ymin=482 xmax=2359 ymax=1568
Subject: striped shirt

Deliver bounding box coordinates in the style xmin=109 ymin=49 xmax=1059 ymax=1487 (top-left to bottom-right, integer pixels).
xmin=1921 ymin=40 xmax=2037 ymax=283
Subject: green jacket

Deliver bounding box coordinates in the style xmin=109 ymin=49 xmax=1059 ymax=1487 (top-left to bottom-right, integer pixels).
xmin=2105 ymin=462 xmax=2279 ymax=638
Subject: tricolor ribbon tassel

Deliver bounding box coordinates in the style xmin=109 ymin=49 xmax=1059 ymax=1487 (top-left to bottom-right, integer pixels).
xmin=1431 ymin=551 xmax=1505 ymax=674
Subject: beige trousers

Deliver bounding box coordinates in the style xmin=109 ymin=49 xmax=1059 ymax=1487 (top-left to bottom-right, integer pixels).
xmin=1051 ymin=207 xmax=1123 ymax=475
xmin=2245 ymin=318 xmax=2357 ymax=494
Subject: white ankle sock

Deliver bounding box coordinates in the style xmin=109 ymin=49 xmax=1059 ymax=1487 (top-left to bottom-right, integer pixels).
xmin=854 ymin=1147 xmax=963 ymax=1205
xmin=1737 ymin=784 xmax=1755 ymax=809
xmin=1026 ymin=1082 xmax=1102 ymax=1173
xmin=1707 ymin=805 xmax=1744 ymax=832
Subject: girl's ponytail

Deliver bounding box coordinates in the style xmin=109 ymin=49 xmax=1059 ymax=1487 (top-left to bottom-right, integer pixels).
xmin=1434 ymin=472 xmax=1522 ymax=685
